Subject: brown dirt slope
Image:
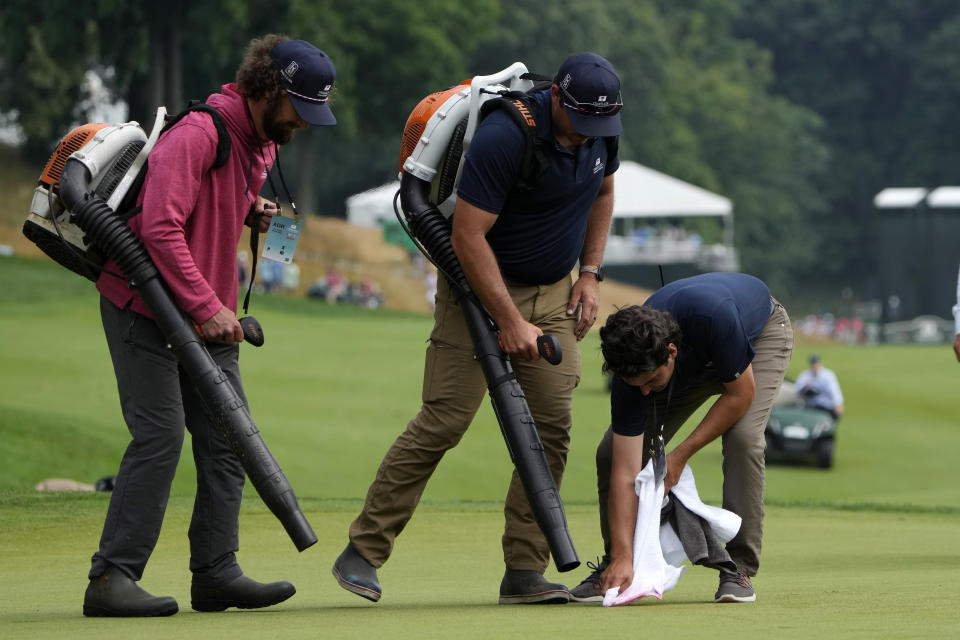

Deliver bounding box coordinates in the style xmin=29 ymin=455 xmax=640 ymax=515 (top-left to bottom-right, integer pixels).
xmin=291 ymin=217 xmax=652 ymax=319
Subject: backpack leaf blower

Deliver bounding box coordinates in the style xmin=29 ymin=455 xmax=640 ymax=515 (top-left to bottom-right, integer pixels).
xmin=397 ymin=63 xmax=579 ymax=572
xmin=25 ymin=109 xmax=317 ymax=552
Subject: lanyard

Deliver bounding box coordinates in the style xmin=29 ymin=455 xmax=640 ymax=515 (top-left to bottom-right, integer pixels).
xmin=242 ymin=141 xmax=300 ymax=315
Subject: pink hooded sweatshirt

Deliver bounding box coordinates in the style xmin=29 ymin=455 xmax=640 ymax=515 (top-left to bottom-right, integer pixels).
xmin=97 ymin=83 xmax=276 ymax=324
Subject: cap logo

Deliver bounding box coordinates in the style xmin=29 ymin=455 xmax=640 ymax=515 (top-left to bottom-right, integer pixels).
xmin=560 ymin=73 xmax=572 ymax=90
xmin=598 ymin=95 xmax=607 ymax=102
xmin=282 ymin=61 xmax=299 ymax=82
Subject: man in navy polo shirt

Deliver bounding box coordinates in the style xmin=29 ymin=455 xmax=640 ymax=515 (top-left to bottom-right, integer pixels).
xmin=333 ymin=53 xmax=621 ymax=605
xmin=569 ymin=272 xmax=793 ymax=603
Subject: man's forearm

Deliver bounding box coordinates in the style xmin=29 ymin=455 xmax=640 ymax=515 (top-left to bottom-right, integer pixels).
xmin=608 ymin=433 xmax=645 ymax=561
xmin=452 ymin=230 xmax=523 ymax=330
xmin=672 ymin=390 xmax=751 ymax=465
xmin=608 ymin=470 xmax=638 ymax=562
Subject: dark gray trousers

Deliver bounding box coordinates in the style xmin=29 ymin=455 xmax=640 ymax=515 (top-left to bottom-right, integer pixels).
xmin=90 ymin=296 xmax=245 ymax=585
xmin=594 ymin=301 xmax=793 ymax=576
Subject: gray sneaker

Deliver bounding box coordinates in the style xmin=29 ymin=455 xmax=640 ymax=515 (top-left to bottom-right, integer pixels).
xmin=568 ymin=557 xmax=608 ymax=603
xmin=714 ymin=570 xmax=756 ymax=603
xmin=498 ymin=569 xmax=569 ymax=604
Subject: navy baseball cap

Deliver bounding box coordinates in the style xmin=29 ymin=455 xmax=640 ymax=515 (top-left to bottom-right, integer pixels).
xmin=555 ymin=52 xmax=622 ymax=137
xmin=269 ymin=40 xmax=337 ymax=126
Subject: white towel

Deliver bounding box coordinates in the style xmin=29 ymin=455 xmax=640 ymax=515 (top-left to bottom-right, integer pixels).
xmin=603 ymin=461 xmax=741 ymax=607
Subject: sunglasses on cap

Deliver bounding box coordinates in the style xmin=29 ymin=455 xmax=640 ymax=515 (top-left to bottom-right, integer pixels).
xmin=557 ymin=83 xmax=623 ymax=117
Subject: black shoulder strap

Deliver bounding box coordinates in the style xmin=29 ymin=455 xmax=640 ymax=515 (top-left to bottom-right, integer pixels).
xmin=162 ymin=100 xmax=231 ymax=168
xmin=479 ymin=94 xmax=546 ymax=191
xmin=606 ymin=135 xmax=619 ymax=165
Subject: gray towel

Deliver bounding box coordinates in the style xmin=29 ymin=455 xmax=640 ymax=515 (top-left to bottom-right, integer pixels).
xmin=661 ymin=498 xmax=738 ymax=573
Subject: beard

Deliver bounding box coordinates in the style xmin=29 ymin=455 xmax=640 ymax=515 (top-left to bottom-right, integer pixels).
xmin=262 ymin=97 xmax=296 ymax=145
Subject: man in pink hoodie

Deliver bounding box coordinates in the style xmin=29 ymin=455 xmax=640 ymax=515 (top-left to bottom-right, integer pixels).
xmin=83 ymin=35 xmax=336 ymax=617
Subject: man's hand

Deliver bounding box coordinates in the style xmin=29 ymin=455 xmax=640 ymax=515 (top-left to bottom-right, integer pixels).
xmin=601 ymin=555 xmax=633 ymax=595
xmin=567 ymin=274 xmax=600 ymax=341
xmin=663 ymin=449 xmax=688 ymax=495
xmin=249 ymin=196 xmax=279 ymax=233
xmin=498 ymin=319 xmax=543 ymax=361
xmin=954 ymin=333 xmax=960 ymax=362
xmin=199 ymin=306 xmax=244 ymax=344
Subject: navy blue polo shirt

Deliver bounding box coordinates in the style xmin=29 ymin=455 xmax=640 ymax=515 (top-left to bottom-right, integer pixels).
xmin=456 ymin=89 xmax=619 ymax=285
xmin=610 ymin=272 xmax=773 ymax=437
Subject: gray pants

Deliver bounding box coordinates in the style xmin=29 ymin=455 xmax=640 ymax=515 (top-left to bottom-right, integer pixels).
xmin=595 ymin=302 xmax=793 ymax=576
xmin=90 ymin=297 xmax=245 ymax=585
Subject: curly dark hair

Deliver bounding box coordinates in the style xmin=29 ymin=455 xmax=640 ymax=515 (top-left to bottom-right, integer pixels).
xmin=236 ymin=34 xmax=289 ymax=101
xmin=599 ymin=305 xmax=682 ymax=378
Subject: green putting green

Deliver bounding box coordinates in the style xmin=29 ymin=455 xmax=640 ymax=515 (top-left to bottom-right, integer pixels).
xmin=1 ymin=255 xmax=958 ymax=638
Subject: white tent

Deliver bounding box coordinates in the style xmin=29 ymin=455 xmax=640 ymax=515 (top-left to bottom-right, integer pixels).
xmin=873 ymin=186 xmax=960 ymax=209
xmin=612 ymin=161 xmax=732 ymax=218
xmin=345 ymin=180 xmax=402 ymax=228
xmin=607 ymin=161 xmax=735 ymax=269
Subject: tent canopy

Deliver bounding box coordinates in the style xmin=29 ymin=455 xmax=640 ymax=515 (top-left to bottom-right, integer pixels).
xmin=612 ymin=161 xmax=731 ymax=219
xmin=345 ymin=181 xmax=402 ymax=228
xmin=874 ymin=186 xmax=960 ymax=209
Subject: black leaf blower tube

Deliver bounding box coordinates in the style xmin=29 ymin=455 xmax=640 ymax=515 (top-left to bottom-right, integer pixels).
xmin=59 ymin=159 xmax=317 ymax=552
xmin=400 ymin=172 xmax=579 ymax=572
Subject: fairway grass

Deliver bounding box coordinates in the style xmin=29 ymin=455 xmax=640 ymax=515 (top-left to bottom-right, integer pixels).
xmin=3 ymin=256 xmax=960 ymax=638
xmin=0 ymin=495 xmax=957 ymax=639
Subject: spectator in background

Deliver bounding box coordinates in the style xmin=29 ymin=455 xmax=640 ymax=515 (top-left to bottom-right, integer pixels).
xmin=281 ymin=262 xmax=300 ymax=291
xmin=260 ymin=259 xmax=278 ymax=293
xmin=795 ymin=354 xmax=844 ymax=419
xmin=424 ymin=271 xmax=437 ymax=310
xmin=324 ymin=267 xmax=347 ymax=304
xmin=358 ymin=277 xmax=382 ymax=308
xmin=237 ymin=251 xmax=250 ymax=286
xmin=953 ymin=263 xmax=960 ymax=362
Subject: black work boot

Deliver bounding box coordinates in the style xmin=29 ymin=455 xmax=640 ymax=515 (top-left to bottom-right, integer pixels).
xmin=83 ymin=566 xmax=179 ymax=617
xmin=498 ymin=569 xmax=570 ymax=604
xmin=191 ymin=573 xmax=296 ymax=612
xmin=331 ymin=543 xmax=382 ymax=602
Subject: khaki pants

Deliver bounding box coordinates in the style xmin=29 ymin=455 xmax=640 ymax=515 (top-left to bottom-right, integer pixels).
xmin=595 ymin=301 xmax=793 ymax=576
xmin=349 ymin=275 xmax=581 ymax=572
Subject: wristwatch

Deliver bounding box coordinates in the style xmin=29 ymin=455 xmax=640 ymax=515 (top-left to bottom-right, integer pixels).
xmin=579 ymin=264 xmax=605 ymax=282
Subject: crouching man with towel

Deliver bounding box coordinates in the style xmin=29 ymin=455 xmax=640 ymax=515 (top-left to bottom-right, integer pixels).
xmin=569 ymin=273 xmax=793 ymax=604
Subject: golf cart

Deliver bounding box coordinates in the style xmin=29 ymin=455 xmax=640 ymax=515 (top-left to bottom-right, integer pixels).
xmin=764 ymin=381 xmax=838 ymax=469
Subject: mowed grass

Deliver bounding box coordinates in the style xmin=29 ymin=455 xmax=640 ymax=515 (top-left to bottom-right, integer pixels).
xmin=1 ymin=255 xmax=959 ymax=638
xmin=0 ymin=497 xmax=957 ymax=639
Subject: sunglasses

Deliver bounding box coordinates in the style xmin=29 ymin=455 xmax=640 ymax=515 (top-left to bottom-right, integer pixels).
xmin=557 ymin=84 xmax=623 ymax=117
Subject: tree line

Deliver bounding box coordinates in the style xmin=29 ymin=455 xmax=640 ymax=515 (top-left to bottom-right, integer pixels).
xmin=3 ymin=0 xmax=957 ymax=303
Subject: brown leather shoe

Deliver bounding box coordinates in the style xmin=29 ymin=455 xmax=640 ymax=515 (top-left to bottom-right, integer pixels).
xmin=83 ymin=566 xmax=178 ymax=617
xmin=191 ymin=573 xmax=296 ymax=612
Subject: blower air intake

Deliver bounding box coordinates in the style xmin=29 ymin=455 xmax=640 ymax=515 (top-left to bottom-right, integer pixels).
xmin=23 ymin=112 xmax=164 ymax=281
